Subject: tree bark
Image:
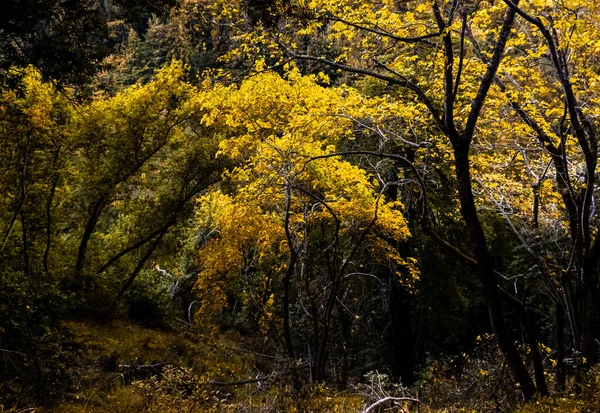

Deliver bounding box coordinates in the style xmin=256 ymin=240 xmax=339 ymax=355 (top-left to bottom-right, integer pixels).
xmin=20 ymin=208 xmax=31 ymax=280
xmin=282 ymin=183 xmax=297 ymax=360
xmin=43 ymin=169 xmax=60 ymax=275
xmin=282 ymin=252 xmax=297 ymax=360
xmin=110 ymin=225 xmax=170 ymax=311
xmin=498 ymin=287 xmax=548 ymax=395
xmin=74 ymin=198 xmax=106 ymax=289
xmin=579 ymin=275 xmax=600 ymax=365
xmin=556 ymin=304 xmax=566 ymax=392
xmin=454 ymin=144 xmax=536 ymax=399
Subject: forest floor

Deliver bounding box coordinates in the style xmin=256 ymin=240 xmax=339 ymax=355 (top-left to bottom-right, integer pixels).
xmin=34 ymin=319 xmax=600 ymax=413
xmin=42 ymin=319 xmax=364 ymax=412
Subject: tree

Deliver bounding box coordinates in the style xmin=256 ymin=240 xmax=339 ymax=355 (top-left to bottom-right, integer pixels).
xmin=0 ymin=67 xmax=72 ymax=278
xmin=209 ymin=0 xmax=600 ymax=397
xmin=205 ymin=0 xmax=579 ymax=398
xmin=0 ymin=0 xmax=177 ymax=87
xmin=192 ymin=69 xmax=417 ymax=381
xmin=1 ymin=62 xmax=225 ymax=314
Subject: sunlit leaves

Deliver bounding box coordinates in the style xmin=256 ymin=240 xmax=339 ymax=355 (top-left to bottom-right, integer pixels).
xmin=192 ymin=69 xmax=415 ymax=331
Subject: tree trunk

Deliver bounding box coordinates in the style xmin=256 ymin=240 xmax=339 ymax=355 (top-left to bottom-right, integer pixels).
xmin=556 ymin=304 xmax=566 ymax=392
xmin=43 ymin=171 xmax=60 ymax=275
xmin=523 ymin=314 xmax=548 ymax=396
xmin=110 ymin=225 xmax=169 ymax=311
xmin=453 ymin=144 xmax=536 ymax=399
xmin=74 ymin=198 xmax=105 ymax=289
xmin=389 ymin=258 xmax=415 ymax=384
xmin=20 ymin=208 xmax=31 ymax=280
xmin=282 ymin=183 xmax=297 ymax=360
xmin=1 ymin=201 xmax=23 ymax=251
xmin=579 ymin=282 xmax=600 ymax=366
xmin=499 ymin=287 xmax=548 ymax=395
xmin=282 ymin=252 xmax=297 ymax=360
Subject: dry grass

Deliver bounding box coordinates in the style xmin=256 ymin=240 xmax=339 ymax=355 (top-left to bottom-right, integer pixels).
xmin=39 ymin=320 xmax=365 ymax=412
xmin=28 ymin=320 xmax=600 ymax=412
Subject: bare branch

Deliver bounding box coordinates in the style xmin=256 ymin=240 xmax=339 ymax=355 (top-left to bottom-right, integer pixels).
xmin=464 ymin=3 xmax=519 ymax=141
xmin=324 ymin=13 xmax=440 ymax=45
xmin=362 ymin=396 xmax=419 ymax=413
xmin=290 ymin=53 xmax=446 ymax=132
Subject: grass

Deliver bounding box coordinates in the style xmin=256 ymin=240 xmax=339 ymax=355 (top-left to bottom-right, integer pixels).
xmin=30 ymin=319 xmax=600 ymax=412
xmin=41 ymin=320 xmax=364 ymax=412
xmin=42 ymin=319 xmax=258 ymax=412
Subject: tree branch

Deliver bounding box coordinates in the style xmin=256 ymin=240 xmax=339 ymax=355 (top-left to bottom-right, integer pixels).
xmin=290 ymin=54 xmax=446 ymax=132
xmin=464 ymin=2 xmax=519 ymax=141
xmin=324 ymin=13 xmax=440 ymax=45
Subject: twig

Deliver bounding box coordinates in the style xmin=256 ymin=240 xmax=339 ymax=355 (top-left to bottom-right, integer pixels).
xmin=224 ymin=346 xmax=281 ymax=360
xmin=0 ymin=348 xmax=26 ymax=356
xmin=209 ymin=374 xmax=276 ymax=387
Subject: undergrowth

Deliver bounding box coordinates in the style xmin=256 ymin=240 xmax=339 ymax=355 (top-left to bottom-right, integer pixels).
xmin=5 ymin=319 xmax=599 ymax=413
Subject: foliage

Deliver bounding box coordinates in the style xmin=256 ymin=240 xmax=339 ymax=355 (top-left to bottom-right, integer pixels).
xmin=0 ymin=0 xmax=108 ymax=86
xmin=191 ymin=68 xmax=417 ymax=380
xmin=0 ymin=62 xmax=223 ymax=405
xmin=0 ymin=271 xmax=83 ymax=408
xmin=195 ymin=0 xmax=600 ymax=399
xmin=132 ymin=366 xmax=229 ymax=412
xmin=417 ymin=334 xmax=523 ymax=412
xmin=0 ymin=61 xmax=224 ymax=311
xmin=0 ymin=0 xmax=178 ymax=87
xmin=124 ymin=270 xmax=176 ymax=327
xmin=7 ymin=0 xmax=600 ymax=410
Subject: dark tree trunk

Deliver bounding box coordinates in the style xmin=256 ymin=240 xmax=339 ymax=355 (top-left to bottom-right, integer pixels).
xmin=453 ymin=144 xmax=536 ymax=399
xmin=20 ymin=208 xmax=31 ymax=280
xmin=498 ymin=287 xmax=548 ymax=395
xmin=43 ymin=171 xmax=60 ymax=274
xmin=1 ymin=201 xmax=23 ymax=252
xmin=388 ymin=277 xmax=415 ymax=384
xmin=339 ymin=308 xmax=351 ymax=389
xmin=532 ymin=184 xmax=540 ymax=229
xmin=556 ymin=304 xmax=566 ymax=392
xmin=282 ymin=252 xmax=297 ymax=360
xmin=74 ymin=198 xmax=105 ymax=288
xmin=524 ymin=314 xmax=548 ymax=395
xmin=110 ymin=225 xmax=170 ymax=311
xmin=282 ymin=183 xmax=297 ymax=361
xmin=579 ymin=278 xmax=600 ymax=366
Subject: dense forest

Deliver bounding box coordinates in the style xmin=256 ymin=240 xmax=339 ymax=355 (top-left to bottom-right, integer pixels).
xmin=2 ymin=0 xmax=600 ymax=411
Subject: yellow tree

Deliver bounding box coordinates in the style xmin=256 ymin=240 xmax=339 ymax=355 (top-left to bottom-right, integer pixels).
xmin=213 ymin=0 xmax=600 ymax=397
xmin=204 ymin=0 xmax=557 ymax=397
xmin=0 ymin=62 xmax=225 ymax=312
xmin=0 ymin=67 xmax=72 ymax=279
xmin=468 ymin=0 xmax=600 ymax=389
xmin=192 ymin=69 xmax=416 ymax=380
xmin=67 ymin=62 xmax=196 ymax=289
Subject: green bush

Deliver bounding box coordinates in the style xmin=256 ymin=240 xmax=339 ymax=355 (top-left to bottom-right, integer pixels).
xmin=0 ymin=271 xmax=83 ymax=408
xmin=124 ymin=270 xmax=175 ymax=327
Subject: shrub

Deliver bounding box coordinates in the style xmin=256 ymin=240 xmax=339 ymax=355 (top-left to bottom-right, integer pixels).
xmin=417 ymin=334 xmax=522 ymax=412
xmin=0 ymin=271 xmax=83 ymax=408
xmin=132 ymin=365 xmax=228 ymax=412
xmin=124 ymin=269 xmax=176 ymax=327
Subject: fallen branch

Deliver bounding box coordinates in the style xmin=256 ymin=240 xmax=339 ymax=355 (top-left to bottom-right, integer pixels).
xmin=362 ymin=396 xmax=420 ymax=413
xmin=209 ymin=373 xmax=277 ymax=387
xmin=223 ymin=345 xmax=281 ymax=360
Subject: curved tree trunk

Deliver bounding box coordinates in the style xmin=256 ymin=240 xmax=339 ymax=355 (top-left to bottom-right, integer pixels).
xmin=454 ymin=145 xmax=536 ymax=400
xmin=75 ymin=198 xmax=106 ymax=289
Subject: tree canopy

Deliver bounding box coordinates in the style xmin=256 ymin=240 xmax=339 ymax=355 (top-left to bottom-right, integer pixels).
xmin=4 ymin=0 xmax=600 ymax=411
